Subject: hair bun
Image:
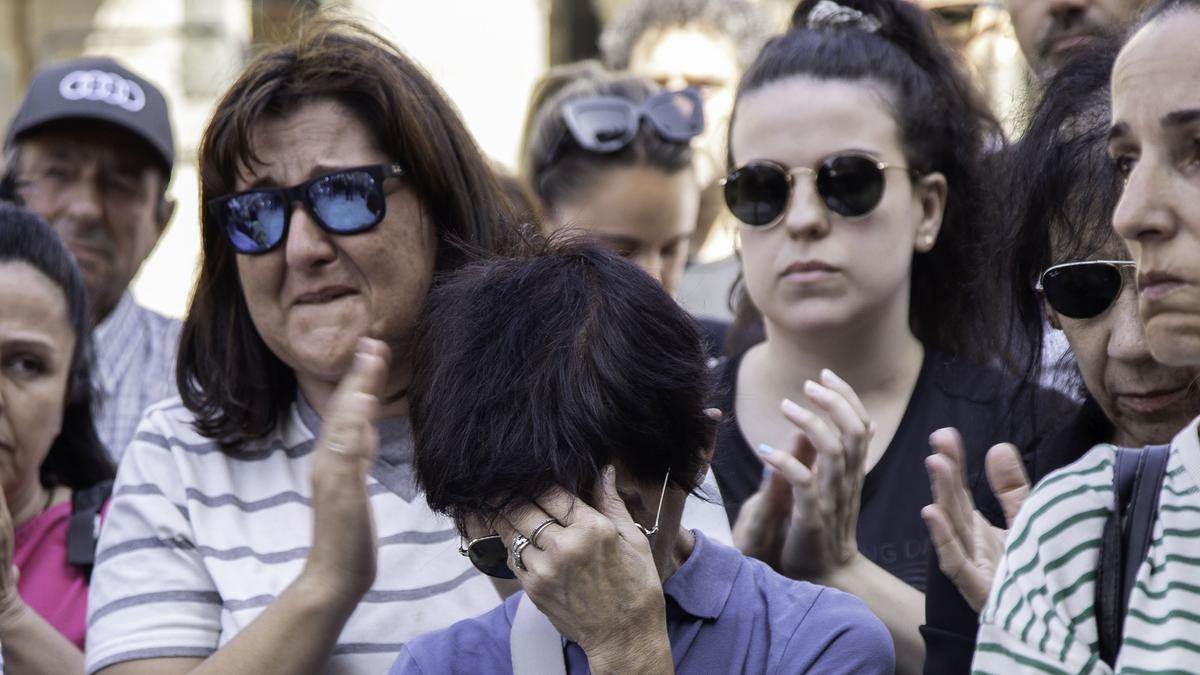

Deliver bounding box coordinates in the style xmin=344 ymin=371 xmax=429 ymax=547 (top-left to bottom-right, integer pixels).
xmin=803 ymin=0 xmax=883 ymax=32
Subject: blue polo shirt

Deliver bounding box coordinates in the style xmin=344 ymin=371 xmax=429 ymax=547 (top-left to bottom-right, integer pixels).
xmin=389 ymin=531 xmax=894 ymax=674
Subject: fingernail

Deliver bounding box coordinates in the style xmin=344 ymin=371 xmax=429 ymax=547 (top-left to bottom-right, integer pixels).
xmin=781 ymin=398 xmax=804 ymax=416
xmin=762 ymin=464 xmax=773 ymax=482
xmin=756 ymin=443 xmax=777 ymax=456
xmin=804 ymin=380 xmax=825 ymax=397
xmin=820 ymin=368 xmax=840 ymax=383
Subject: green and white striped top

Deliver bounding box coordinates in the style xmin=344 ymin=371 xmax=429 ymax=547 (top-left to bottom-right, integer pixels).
xmin=973 ymin=415 xmax=1200 ymax=675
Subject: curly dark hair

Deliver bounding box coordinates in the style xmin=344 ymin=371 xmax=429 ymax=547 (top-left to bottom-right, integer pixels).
xmin=599 ymin=0 xmax=773 ymax=70
xmin=1001 ymin=43 xmax=1120 ymax=390
xmin=724 ymin=0 xmax=1002 ymax=362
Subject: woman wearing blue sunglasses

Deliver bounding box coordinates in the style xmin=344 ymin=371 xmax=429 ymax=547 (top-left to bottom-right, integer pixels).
xmin=715 ymin=0 xmax=1074 ymax=672
xmin=85 ymin=19 xmax=518 ymax=675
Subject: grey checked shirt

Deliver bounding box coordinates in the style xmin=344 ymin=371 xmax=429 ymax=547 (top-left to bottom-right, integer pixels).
xmin=92 ymin=292 xmax=181 ymax=461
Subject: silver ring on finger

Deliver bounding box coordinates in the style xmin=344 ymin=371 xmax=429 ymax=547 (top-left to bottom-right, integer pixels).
xmin=529 ymin=518 xmax=558 ymax=549
xmin=511 ymin=534 xmax=532 ymax=571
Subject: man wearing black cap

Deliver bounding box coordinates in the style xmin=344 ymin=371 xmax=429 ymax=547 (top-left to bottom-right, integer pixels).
xmin=3 ymin=57 xmax=179 ymax=461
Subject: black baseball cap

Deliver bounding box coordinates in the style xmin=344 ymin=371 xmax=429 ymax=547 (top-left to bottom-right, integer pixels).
xmin=4 ymin=57 xmax=175 ymax=179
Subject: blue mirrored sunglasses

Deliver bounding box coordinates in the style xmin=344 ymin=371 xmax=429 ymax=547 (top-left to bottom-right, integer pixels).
xmin=208 ymin=163 xmax=404 ymax=255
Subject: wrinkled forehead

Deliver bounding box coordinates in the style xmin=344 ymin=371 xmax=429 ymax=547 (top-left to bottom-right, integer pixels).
xmin=17 ymin=120 xmax=160 ymax=178
xmin=1112 ymin=12 xmax=1200 ymax=128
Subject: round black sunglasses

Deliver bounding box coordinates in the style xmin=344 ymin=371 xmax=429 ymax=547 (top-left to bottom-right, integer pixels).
xmin=722 ymin=153 xmax=914 ymax=228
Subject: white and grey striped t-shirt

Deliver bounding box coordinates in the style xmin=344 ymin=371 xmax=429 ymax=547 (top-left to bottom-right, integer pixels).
xmin=85 ymin=396 xmax=502 ymax=675
xmin=973 ymin=415 xmax=1200 ymax=674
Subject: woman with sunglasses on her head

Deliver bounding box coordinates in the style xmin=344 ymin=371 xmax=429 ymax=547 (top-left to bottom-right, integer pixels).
xmin=520 ymin=65 xmax=733 ymax=542
xmin=390 ymin=238 xmax=893 ymax=674
xmin=0 ymin=205 xmax=115 ymax=674
xmin=84 ymin=19 xmax=516 ymax=675
xmin=715 ymin=0 xmax=1073 ymax=672
xmin=975 ymin=0 xmax=1200 ymax=669
xmin=921 ymin=46 xmax=1200 ymax=673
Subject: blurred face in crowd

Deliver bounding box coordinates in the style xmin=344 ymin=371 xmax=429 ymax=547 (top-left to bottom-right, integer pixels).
xmin=549 ymin=166 xmax=698 ymax=294
xmin=1110 ymin=8 xmax=1200 ymax=367
xmin=233 ymin=98 xmax=437 ymax=400
xmin=1006 ymin=0 xmax=1144 ymax=79
xmin=14 ymin=123 xmax=174 ymax=324
xmin=729 ymin=77 xmax=944 ymax=340
xmin=628 ymin=24 xmax=740 ymax=188
xmin=0 ymin=261 xmax=74 ymax=502
xmin=1044 ymin=239 xmax=1200 ymax=446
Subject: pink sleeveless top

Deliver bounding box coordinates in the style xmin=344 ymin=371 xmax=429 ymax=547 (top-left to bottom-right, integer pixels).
xmin=13 ymin=500 xmax=90 ymax=648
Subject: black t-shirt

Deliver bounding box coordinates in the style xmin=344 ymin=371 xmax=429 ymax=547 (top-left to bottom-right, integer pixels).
xmin=711 ymin=347 xmax=1076 ymax=593
xmin=920 ymin=396 xmax=1110 ymax=674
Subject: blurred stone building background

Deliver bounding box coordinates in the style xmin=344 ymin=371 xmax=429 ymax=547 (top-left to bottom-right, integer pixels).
xmin=0 ymin=0 xmax=1031 ymax=318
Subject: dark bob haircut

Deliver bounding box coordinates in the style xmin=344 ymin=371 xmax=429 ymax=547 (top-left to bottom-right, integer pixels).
xmin=411 ymin=238 xmax=717 ymax=527
xmin=724 ymin=0 xmax=1001 ymax=362
xmin=1001 ymin=44 xmax=1120 ymax=391
xmin=0 ymin=203 xmax=115 ymax=489
xmin=180 ymin=18 xmax=516 ymax=445
xmin=520 ymin=65 xmax=693 ymax=219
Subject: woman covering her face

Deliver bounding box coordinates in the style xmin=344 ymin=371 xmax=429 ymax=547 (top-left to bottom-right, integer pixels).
xmin=714 ymin=0 xmax=1075 ymax=671
xmin=85 ymin=19 xmax=518 ymax=675
xmin=975 ymin=0 xmax=1200 ymax=670
xmin=0 ymin=205 xmax=114 ymax=674
xmin=393 ymin=239 xmax=894 ymax=674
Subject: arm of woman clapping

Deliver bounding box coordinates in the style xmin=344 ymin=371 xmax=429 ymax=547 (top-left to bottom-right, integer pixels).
xmin=494 ymin=467 xmax=674 ymax=675
xmin=733 ymin=370 xmax=926 ymax=675
xmin=0 ymin=485 xmax=85 ymax=675
xmin=99 ymin=338 xmax=389 ymax=675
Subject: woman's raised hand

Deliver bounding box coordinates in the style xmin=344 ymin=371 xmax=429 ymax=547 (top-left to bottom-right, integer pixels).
xmin=495 ymin=467 xmax=673 ymax=674
xmin=922 ymin=429 xmax=1028 ymax=612
xmin=734 ymin=369 xmax=874 ymax=582
xmin=303 ymin=338 xmax=390 ymax=606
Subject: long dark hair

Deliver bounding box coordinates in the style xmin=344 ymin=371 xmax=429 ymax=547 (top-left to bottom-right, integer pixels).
xmin=724 ymin=0 xmax=1001 ymax=361
xmin=179 ymin=18 xmax=517 ymax=446
xmin=1001 ymin=44 xmax=1121 ymax=391
xmin=0 ymin=203 xmax=114 ymax=489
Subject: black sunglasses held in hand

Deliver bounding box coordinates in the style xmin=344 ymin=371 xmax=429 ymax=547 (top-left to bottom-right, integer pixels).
xmin=1037 ymin=260 xmax=1136 ymax=320
xmin=722 ymin=154 xmax=913 ymax=228
xmin=208 ymin=163 xmax=405 ymax=254
xmin=560 ymin=87 xmax=704 ymax=154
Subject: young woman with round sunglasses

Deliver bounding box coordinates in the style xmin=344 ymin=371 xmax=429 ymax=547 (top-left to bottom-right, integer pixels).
xmin=921 ymin=46 xmax=1200 ymax=673
xmin=976 ymin=1 xmax=1200 ymax=668
xmin=391 ymin=239 xmax=893 ymax=674
xmin=715 ymin=0 xmax=1072 ymax=671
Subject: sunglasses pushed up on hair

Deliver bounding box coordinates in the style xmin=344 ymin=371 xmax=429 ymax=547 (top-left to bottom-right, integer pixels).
xmin=559 ymin=87 xmax=704 ymax=154
xmin=721 ymin=153 xmax=915 ymax=228
xmin=1037 ymin=260 xmax=1137 ymax=320
xmin=207 ymin=163 xmax=405 ymax=255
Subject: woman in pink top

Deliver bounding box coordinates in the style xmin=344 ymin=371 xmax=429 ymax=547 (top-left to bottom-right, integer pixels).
xmin=0 ymin=203 xmax=115 ymax=672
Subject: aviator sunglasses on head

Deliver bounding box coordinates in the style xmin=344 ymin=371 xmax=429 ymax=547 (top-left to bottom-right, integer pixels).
xmin=1036 ymin=260 xmax=1137 ymax=320
xmin=208 ymin=163 xmax=405 ymax=255
xmin=459 ymin=471 xmax=671 ymax=579
xmin=721 ymin=154 xmax=915 ymax=228
xmin=557 ymin=87 xmax=704 ymax=155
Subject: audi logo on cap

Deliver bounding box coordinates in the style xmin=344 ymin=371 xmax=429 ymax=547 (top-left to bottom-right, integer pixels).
xmin=58 ymin=70 xmax=147 ymax=113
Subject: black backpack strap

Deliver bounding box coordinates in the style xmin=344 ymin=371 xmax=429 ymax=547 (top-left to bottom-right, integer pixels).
xmin=67 ymin=480 xmax=114 ymax=574
xmin=1095 ymin=444 xmax=1170 ymax=667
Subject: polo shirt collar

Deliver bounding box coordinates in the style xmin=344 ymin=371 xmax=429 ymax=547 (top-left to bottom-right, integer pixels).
xmin=91 ymin=291 xmax=140 ymax=394
xmin=661 ymin=529 xmax=740 ymax=620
